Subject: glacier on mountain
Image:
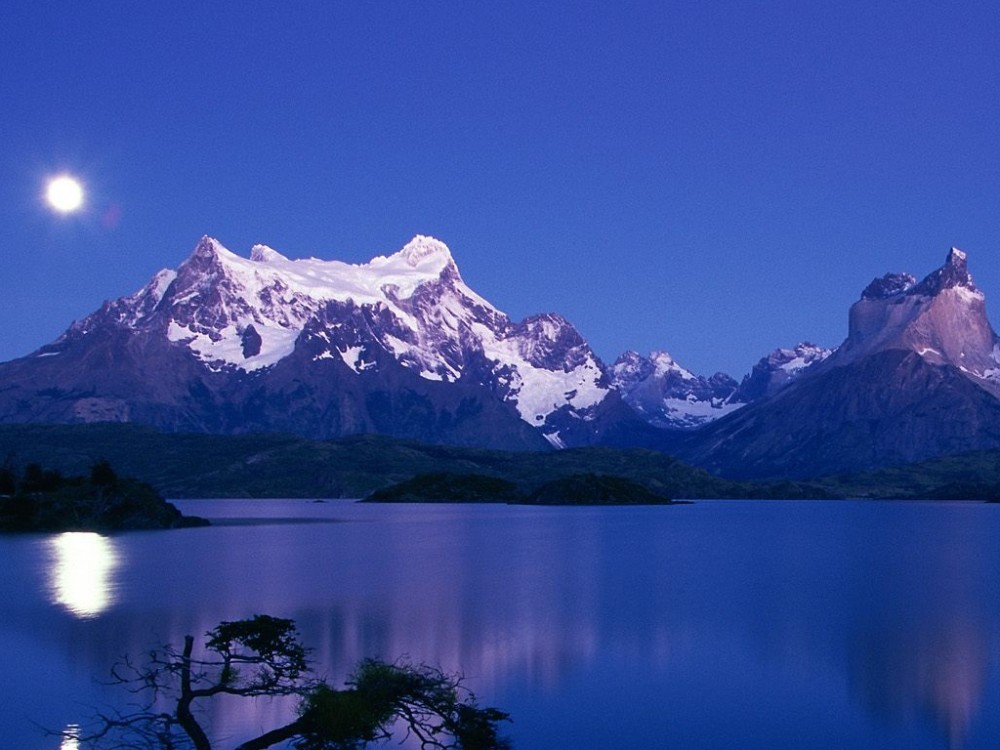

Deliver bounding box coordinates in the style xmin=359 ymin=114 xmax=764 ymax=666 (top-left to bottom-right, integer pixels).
xmin=609 ymin=350 xmax=743 ymax=428
xmin=609 ymin=342 xmax=836 ymax=429
xmin=96 ymin=235 xmax=612 ymax=433
xmin=7 ymin=238 xmax=998 ymax=469
xmin=31 ymin=233 xmax=853 ymax=440
xmin=731 ymin=342 xmax=834 ymax=402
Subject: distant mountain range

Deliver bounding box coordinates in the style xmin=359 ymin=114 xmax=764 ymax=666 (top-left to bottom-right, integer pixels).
xmin=0 ymin=237 xmax=997 ymax=479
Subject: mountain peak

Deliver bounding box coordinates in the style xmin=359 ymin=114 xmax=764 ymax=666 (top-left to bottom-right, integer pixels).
xmin=649 ymin=350 xmax=679 ymax=371
xmin=862 ymin=272 xmax=917 ymax=300
xmin=731 ymin=342 xmax=834 ymax=402
xmin=250 ymin=244 xmax=289 ymax=263
xmin=191 ymin=235 xmax=229 ymax=259
xmin=398 ymin=235 xmax=453 ymax=268
xmin=184 ymin=236 xmax=248 ymax=276
xmin=860 ymin=248 xmax=977 ymax=302
xmin=910 ymin=246 xmax=977 ymax=297
xmin=190 ymin=235 xmax=212 ymax=258
xmin=842 ymin=247 xmax=997 ymax=376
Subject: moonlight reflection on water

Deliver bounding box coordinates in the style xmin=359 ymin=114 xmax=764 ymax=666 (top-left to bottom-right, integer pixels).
xmin=6 ymin=501 xmax=1000 ymax=749
xmin=47 ymin=532 xmax=120 ymax=619
xmin=59 ymin=724 xmax=80 ymax=750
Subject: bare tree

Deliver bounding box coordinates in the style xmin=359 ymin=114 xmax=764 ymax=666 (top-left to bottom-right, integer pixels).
xmin=61 ymin=614 xmax=510 ymax=750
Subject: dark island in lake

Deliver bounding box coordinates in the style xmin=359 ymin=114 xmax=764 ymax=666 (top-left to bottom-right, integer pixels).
xmin=0 ymin=459 xmax=208 ymax=532
xmin=524 ymin=473 xmax=677 ymax=505
xmin=364 ymin=471 xmax=677 ymax=505
xmin=364 ymin=472 xmax=525 ymax=503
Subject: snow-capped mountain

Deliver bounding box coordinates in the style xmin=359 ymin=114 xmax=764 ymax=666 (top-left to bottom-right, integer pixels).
xmin=678 ymin=248 xmax=1000 ymax=478
xmin=124 ymin=235 xmax=610 ymax=425
xmin=4 ymin=237 xmax=999 ymax=476
xmin=608 ymin=343 xmax=834 ymax=429
xmin=0 ymin=235 xmax=627 ymax=448
xmin=731 ymin=342 xmax=835 ymax=402
xmin=609 ymin=350 xmax=743 ymax=428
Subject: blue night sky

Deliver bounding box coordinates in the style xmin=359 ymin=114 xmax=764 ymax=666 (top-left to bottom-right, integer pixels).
xmin=2 ymin=1 xmax=998 ymax=378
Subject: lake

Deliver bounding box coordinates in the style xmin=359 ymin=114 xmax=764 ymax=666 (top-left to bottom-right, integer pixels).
xmin=3 ymin=499 xmax=1000 ymax=749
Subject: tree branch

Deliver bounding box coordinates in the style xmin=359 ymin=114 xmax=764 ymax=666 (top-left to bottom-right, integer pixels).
xmin=64 ymin=617 xmax=511 ymax=750
xmin=232 ymin=716 xmax=308 ymax=750
xmin=176 ymin=635 xmax=212 ymax=750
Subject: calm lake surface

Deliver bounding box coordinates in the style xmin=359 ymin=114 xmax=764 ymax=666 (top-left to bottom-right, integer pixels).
xmin=3 ymin=499 xmax=1000 ymax=749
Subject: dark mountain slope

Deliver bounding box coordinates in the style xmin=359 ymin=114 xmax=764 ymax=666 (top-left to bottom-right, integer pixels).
xmin=679 ymin=349 xmax=1000 ymax=479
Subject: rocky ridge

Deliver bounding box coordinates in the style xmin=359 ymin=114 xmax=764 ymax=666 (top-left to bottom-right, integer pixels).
xmin=1 ymin=239 xmax=998 ymax=476
xmin=676 ymin=248 xmax=1000 ymax=477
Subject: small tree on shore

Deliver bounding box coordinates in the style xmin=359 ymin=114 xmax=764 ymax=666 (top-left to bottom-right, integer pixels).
xmin=61 ymin=614 xmax=510 ymax=750
xmin=0 ymin=459 xmax=15 ymax=496
xmin=90 ymin=459 xmax=119 ymax=490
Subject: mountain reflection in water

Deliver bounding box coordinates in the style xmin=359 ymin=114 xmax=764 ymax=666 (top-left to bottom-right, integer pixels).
xmin=5 ymin=500 xmax=1000 ymax=750
xmin=852 ymin=620 xmax=990 ymax=750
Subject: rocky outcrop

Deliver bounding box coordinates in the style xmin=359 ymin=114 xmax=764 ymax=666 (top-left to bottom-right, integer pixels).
xmin=677 ymin=249 xmax=1000 ymax=478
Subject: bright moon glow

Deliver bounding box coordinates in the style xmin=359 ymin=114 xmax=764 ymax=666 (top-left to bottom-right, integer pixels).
xmin=48 ymin=532 xmax=120 ymax=618
xmin=60 ymin=725 xmax=80 ymax=750
xmin=46 ymin=175 xmax=85 ymax=213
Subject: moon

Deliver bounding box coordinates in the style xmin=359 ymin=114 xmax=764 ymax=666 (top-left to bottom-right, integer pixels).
xmin=46 ymin=175 xmax=85 ymax=213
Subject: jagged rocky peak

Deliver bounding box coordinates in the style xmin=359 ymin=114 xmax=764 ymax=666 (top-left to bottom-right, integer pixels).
xmin=171 ymin=236 xmax=243 ymax=294
xmin=862 ymin=272 xmax=917 ymax=300
xmin=910 ymin=246 xmax=978 ymax=297
xmin=733 ymin=342 xmax=834 ymax=402
xmin=614 ymin=350 xmax=645 ymax=368
xmin=843 ymin=248 xmax=998 ymax=376
xmin=609 ymin=349 xmax=742 ymax=430
xmin=648 ymin=350 xmax=691 ymax=377
xmin=764 ymin=342 xmax=833 ymax=369
xmin=189 ymin=235 xmax=235 ymax=262
xmin=610 ymin=350 xmax=691 ymax=390
xmin=860 ymin=247 xmax=978 ymax=302
xmin=610 ymin=351 xmax=654 ymax=389
xmin=516 ymin=313 xmax=583 ymax=347
xmin=193 ymin=234 xmax=219 ymax=256
xmin=111 ymin=267 xmax=178 ymax=324
xmin=513 ymin=313 xmax=593 ymax=371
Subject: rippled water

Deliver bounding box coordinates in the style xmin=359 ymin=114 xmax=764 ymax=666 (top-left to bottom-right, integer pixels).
xmin=3 ymin=499 xmax=1000 ymax=749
